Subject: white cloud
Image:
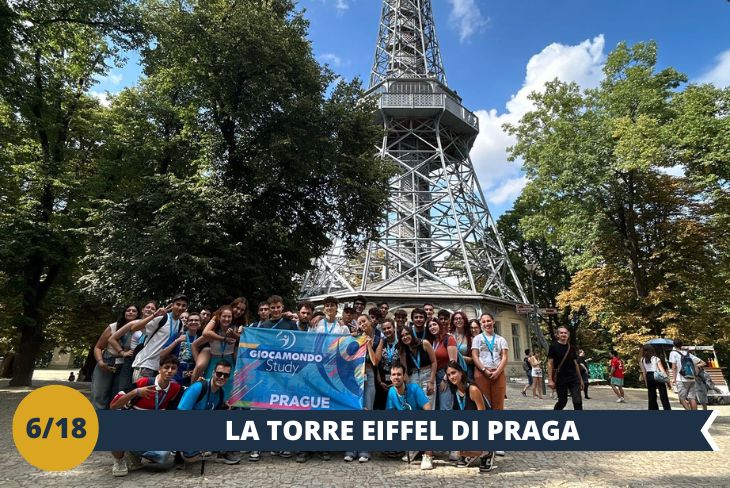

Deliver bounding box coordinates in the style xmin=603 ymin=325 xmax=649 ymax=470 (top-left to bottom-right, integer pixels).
xmin=697 ymin=49 xmax=730 ymax=88
xmin=447 ymin=0 xmax=488 ymax=43
xmin=319 ymin=53 xmax=343 ymax=67
xmin=485 ymin=176 xmax=528 ymax=206
xmin=99 ymin=72 xmax=123 ymax=86
xmin=334 ymin=0 xmax=350 ymax=13
xmin=89 ymin=90 xmax=111 ymax=107
xmin=470 ymin=35 xmax=607 ymax=212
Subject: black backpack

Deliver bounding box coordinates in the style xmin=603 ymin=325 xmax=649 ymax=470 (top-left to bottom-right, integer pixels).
xmin=523 ymin=357 xmax=531 ymax=372
xmin=193 ymin=380 xmax=225 ymax=410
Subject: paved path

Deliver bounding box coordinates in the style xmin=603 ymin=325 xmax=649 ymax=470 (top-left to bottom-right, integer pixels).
xmin=1 ymin=376 xmax=729 ymax=487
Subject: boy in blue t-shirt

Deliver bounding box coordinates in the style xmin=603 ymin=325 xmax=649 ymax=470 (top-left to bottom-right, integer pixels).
xmin=385 ymin=363 xmax=434 ymax=469
xmin=177 ymin=360 xmax=233 ymax=463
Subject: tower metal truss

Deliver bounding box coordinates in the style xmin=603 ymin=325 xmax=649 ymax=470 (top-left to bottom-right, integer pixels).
xmin=300 ymin=0 xmax=539 ymax=345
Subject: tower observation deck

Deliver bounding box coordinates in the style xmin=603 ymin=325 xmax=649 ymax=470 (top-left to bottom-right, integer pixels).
xmin=300 ymin=0 xmax=546 ymax=350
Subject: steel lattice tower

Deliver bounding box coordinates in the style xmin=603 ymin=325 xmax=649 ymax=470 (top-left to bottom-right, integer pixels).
xmin=300 ymin=0 xmax=545 ymax=349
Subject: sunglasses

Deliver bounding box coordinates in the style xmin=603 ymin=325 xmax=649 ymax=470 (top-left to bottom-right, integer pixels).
xmin=215 ymin=371 xmax=231 ymax=379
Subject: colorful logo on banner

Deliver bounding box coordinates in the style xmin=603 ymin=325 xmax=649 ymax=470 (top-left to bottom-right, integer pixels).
xmin=229 ymin=328 xmax=367 ymax=410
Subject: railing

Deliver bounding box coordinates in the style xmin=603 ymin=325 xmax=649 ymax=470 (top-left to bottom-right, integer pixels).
xmin=379 ymin=92 xmax=479 ymax=130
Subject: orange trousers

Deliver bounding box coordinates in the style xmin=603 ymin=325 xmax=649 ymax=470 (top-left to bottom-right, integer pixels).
xmin=474 ymin=368 xmax=506 ymax=410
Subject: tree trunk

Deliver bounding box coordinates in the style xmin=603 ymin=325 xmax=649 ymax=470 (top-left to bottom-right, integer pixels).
xmin=9 ymin=322 xmax=44 ymax=386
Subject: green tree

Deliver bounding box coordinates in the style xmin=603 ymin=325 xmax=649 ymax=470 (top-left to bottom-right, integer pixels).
xmin=78 ymin=0 xmax=391 ymax=308
xmin=505 ymin=41 xmax=730 ymax=371
xmin=497 ymin=196 xmax=572 ymax=344
xmin=0 ymin=1 xmax=145 ymax=385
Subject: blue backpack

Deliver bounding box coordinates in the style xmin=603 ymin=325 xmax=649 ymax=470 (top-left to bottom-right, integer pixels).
xmin=678 ymin=351 xmax=696 ymax=379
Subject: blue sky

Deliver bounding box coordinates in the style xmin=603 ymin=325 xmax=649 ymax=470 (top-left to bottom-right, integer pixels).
xmin=94 ymin=0 xmax=730 ymax=218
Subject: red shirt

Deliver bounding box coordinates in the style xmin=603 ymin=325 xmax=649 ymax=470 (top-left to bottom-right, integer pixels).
xmin=610 ymin=357 xmax=625 ymax=379
xmin=112 ymin=376 xmax=183 ymax=410
xmin=433 ymin=335 xmax=457 ymax=370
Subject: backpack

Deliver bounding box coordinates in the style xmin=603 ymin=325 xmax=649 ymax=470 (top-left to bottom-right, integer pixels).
xmin=131 ymin=314 xmax=169 ymax=361
xmin=678 ymin=351 xmax=696 ymax=379
xmin=523 ymin=357 xmax=531 ymax=373
xmin=194 ymin=380 xmax=225 ymax=410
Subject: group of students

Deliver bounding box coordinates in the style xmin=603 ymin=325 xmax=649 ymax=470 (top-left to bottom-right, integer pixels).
xmin=91 ymin=293 xmax=508 ymax=476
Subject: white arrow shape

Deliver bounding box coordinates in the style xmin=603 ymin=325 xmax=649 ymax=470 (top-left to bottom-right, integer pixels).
xmin=701 ymin=409 xmax=719 ymax=452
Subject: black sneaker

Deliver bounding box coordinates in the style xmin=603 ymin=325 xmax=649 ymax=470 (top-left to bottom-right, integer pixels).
xmin=296 ymin=452 xmax=308 ymax=463
xmin=479 ymin=452 xmax=496 ymax=473
xmin=248 ymin=451 xmax=261 ymax=462
xmin=456 ymin=456 xmax=468 ymax=467
xmin=319 ymin=451 xmax=331 ymax=461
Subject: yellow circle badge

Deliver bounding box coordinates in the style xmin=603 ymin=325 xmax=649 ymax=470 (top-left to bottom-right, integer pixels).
xmin=12 ymin=385 xmax=99 ymax=471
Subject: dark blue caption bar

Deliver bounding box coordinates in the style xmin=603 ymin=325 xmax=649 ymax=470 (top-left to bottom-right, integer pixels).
xmin=95 ymin=410 xmax=718 ymax=452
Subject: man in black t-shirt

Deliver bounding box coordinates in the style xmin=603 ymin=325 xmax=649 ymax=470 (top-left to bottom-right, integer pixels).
xmin=547 ymin=327 xmax=583 ymax=410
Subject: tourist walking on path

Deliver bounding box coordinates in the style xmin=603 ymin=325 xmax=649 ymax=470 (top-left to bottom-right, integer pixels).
xmin=547 ymin=326 xmax=583 ymax=410
xmin=609 ymin=350 xmax=626 ymax=403
xmin=639 ymin=344 xmax=671 ymax=410
xmin=521 ymin=349 xmax=533 ymax=396
xmin=577 ymin=349 xmax=591 ymax=399
xmin=669 ymin=339 xmax=705 ymax=410
xmin=529 ymin=351 xmax=544 ymax=399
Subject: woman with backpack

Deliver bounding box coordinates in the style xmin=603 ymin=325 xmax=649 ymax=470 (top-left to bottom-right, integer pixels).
xmin=446 ymin=361 xmax=496 ymax=473
xmin=639 ymin=344 xmax=671 ymax=410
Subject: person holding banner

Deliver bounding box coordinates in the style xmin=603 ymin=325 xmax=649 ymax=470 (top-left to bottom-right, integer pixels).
xmin=259 ymin=295 xmax=298 ymax=330
xmin=399 ymin=325 xmax=437 ymax=406
xmin=344 ymin=314 xmax=383 ymax=463
xmin=311 ymin=296 xmax=350 ymax=334
xmin=445 ymin=361 xmax=496 ymax=473
xmin=385 ymin=363 xmax=434 ymax=470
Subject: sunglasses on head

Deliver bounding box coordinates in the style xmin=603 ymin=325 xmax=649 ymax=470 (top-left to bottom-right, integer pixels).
xmin=215 ymin=371 xmax=231 ymax=379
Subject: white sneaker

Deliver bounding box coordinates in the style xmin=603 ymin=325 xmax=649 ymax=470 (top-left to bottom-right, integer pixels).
xmin=495 ymin=451 xmax=506 ymax=457
xmin=358 ymin=456 xmax=369 ymax=463
xmin=420 ymin=454 xmax=433 ymax=470
xmin=112 ymin=458 xmax=128 ymax=477
xmin=343 ymin=454 xmax=354 ymax=462
xmin=616 ymin=397 xmax=625 ymax=403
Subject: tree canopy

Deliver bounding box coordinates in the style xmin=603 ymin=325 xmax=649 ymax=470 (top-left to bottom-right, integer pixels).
xmin=505 ymin=41 xmax=730 ymax=374
xmin=0 ymin=0 xmax=391 ymax=385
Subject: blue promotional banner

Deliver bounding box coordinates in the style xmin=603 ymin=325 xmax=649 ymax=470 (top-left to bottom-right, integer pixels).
xmin=94 ymin=410 xmax=720 ymax=452
xmin=229 ymin=328 xmax=368 ymax=410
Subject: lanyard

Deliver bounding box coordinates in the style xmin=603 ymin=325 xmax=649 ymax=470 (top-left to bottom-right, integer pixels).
xmin=323 ymin=319 xmax=337 ymax=334
xmin=482 ymin=332 xmax=496 ymax=360
xmin=154 ymin=386 xmax=169 ymax=411
xmin=270 ymin=318 xmax=284 ymax=329
xmin=455 ymin=390 xmax=466 ymax=411
xmin=396 ymin=387 xmax=407 ymax=409
xmin=408 ymin=346 xmax=421 ymax=369
xmin=412 ymin=327 xmax=427 ymax=341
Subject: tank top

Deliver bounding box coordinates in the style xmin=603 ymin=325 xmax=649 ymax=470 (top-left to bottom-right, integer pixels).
xmin=452 ymin=384 xmax=480 ymax=410
xmin=403 ymin=342 xmax=432 ymax=374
